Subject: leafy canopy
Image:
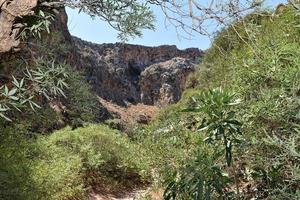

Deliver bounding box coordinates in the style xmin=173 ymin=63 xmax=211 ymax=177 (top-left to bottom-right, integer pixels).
xmin=41 ymin=0 xmax=156 ymax=40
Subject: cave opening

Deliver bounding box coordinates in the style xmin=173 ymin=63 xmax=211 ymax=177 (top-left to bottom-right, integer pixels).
xmin=128 ymin=60 xmax=141 ymax=78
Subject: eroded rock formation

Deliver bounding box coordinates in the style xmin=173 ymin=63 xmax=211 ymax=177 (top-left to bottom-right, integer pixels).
xmin=140 ymin=57 xmax=195 ymax=107
xmin=0 ymin=6 xmax=203 ymax=126
xmin=73 ymin=37 xmax=202 ymax=106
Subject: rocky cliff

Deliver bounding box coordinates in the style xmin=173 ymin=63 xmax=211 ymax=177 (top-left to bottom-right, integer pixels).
xmin=73 ymin=37 xmax=202 ymax=107
xmin=0 ymin=6 xmax=203 ymax=126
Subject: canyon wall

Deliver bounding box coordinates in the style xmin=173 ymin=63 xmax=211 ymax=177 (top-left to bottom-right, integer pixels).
xmin=73 ymin=37 xmax=202 ymax=106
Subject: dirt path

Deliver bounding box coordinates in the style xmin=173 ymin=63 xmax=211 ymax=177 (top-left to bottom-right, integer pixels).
xmin=93 ymin=98 xmax=163 ymax=199
xmin=88 ymin=188 xmax=148 ymax=200
xmin=89 ymin=188 xmax=163 ymax=200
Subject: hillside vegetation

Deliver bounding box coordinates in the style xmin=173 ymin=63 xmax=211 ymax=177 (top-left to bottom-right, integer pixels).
xmin=0 ymin=3 xmax=300 ymax=200
xmin=146 ymin=6 xmax=300 ymax=199
xmin=0 ymin=124 xmax=151 ymax=199
xmin=136 ymin=5 xmax=300 ymax=199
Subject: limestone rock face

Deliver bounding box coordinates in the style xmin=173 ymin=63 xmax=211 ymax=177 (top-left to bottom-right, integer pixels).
xmin=140 ymin=57 xmax=195 ymax=107
xmin=73 ymin=37 xmax=202 ymax=106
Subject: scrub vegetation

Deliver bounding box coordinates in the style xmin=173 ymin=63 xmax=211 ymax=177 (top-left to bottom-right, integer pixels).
xmin=1 ymin=1 xmax=300 ymax=200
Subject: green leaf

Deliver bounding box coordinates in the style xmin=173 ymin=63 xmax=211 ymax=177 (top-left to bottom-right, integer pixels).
xmin=9 ymin=95 xmax=19 ymax=101
xmin=4 ymin=85 xmax=9 ymax=95
xmin=20 ymin=78 xmax=24 ymax=88
xmin=0 ymin=112 xmax=12 ymax=122
xmin=39 ymin=10 xmax=45 ymax=17
xmin=8 ymin=88 xmax=17 ymax=96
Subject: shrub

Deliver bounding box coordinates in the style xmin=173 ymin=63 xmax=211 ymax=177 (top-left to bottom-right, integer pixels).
xmin=187 ymin=88 xmax=242 ymax=167
xmin=0 ymin=126 xmax=83 ymax=200
xmin=0 ymin=124 xmax=151 ymax=200
xmin=164 ymin=149 xmax=230 ymax=200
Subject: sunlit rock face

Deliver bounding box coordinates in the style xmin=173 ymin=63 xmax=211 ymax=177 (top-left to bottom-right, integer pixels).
xmin=73 ymin=37 xmax=203 ymax=106
xmin=140 ymin=57 xmax=196 ymax=107
xmin=0 ymin=0 xmax=38 ymax=54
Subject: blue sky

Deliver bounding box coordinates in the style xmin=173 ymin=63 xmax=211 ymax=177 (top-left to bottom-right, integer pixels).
xmin=66 ymin=0 xmax=285 ymax=50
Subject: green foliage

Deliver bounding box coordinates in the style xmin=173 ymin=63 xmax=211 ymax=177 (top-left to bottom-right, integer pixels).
xmin=67 ymin=0 xmax=155 ymax=41
xmin=0 ymin=126 xmax=83 ymax=200
xmin=2 ymin=3 xmax=300 ymax=200
xmin=14 ymin=104 xmax=61 ymax=133
xmin=0 ymin=76 xmax=40 ymax=121
xmin=0 ymin=124 xmax=151 ymax=200
xmin=34 ymin=30 xmax=73 ymax=58
xmin=135 ymin=88 xmax=243 ymax=199
xmin=131 ymin=91 xmax=211 ymax=197
xmin=0 ymin=58 xmax=69 ymax=121
xmin=0 ymin=54 xmax=101 ymax=127
xmin=19 ymin=0 xmax=156 ymax=41
xmin=164 ymin=149 xmax=230 ymax=200
xmin=187 ymin=88 xmax=242 ymax=167
xmin=132 ymin=5 xmax=300 ymax=199
xmin=64 ymin=69 xmax=102 ymax=124
xmin=177 ymin=5 xmax=300 ymax=199
xmin=19 ymin=9 xmax=54 ymax=40
xmin=257 ymin=125 xmax=300 ymax=199
xmin=26 ymin=58 xmax=69 ymax=100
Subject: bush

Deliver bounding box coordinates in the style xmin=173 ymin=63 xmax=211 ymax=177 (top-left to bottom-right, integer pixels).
xmin=164 ymin=149 xmax=230 ymax=200
xmin=0 ymin=124 xmax=151 ymax=200
xmin=0 ymin=125 xmax=83 ymax=200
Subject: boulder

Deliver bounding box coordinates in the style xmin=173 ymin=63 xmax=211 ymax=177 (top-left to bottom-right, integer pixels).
xmin=140 ymin=57 xmax=196 ymax=107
